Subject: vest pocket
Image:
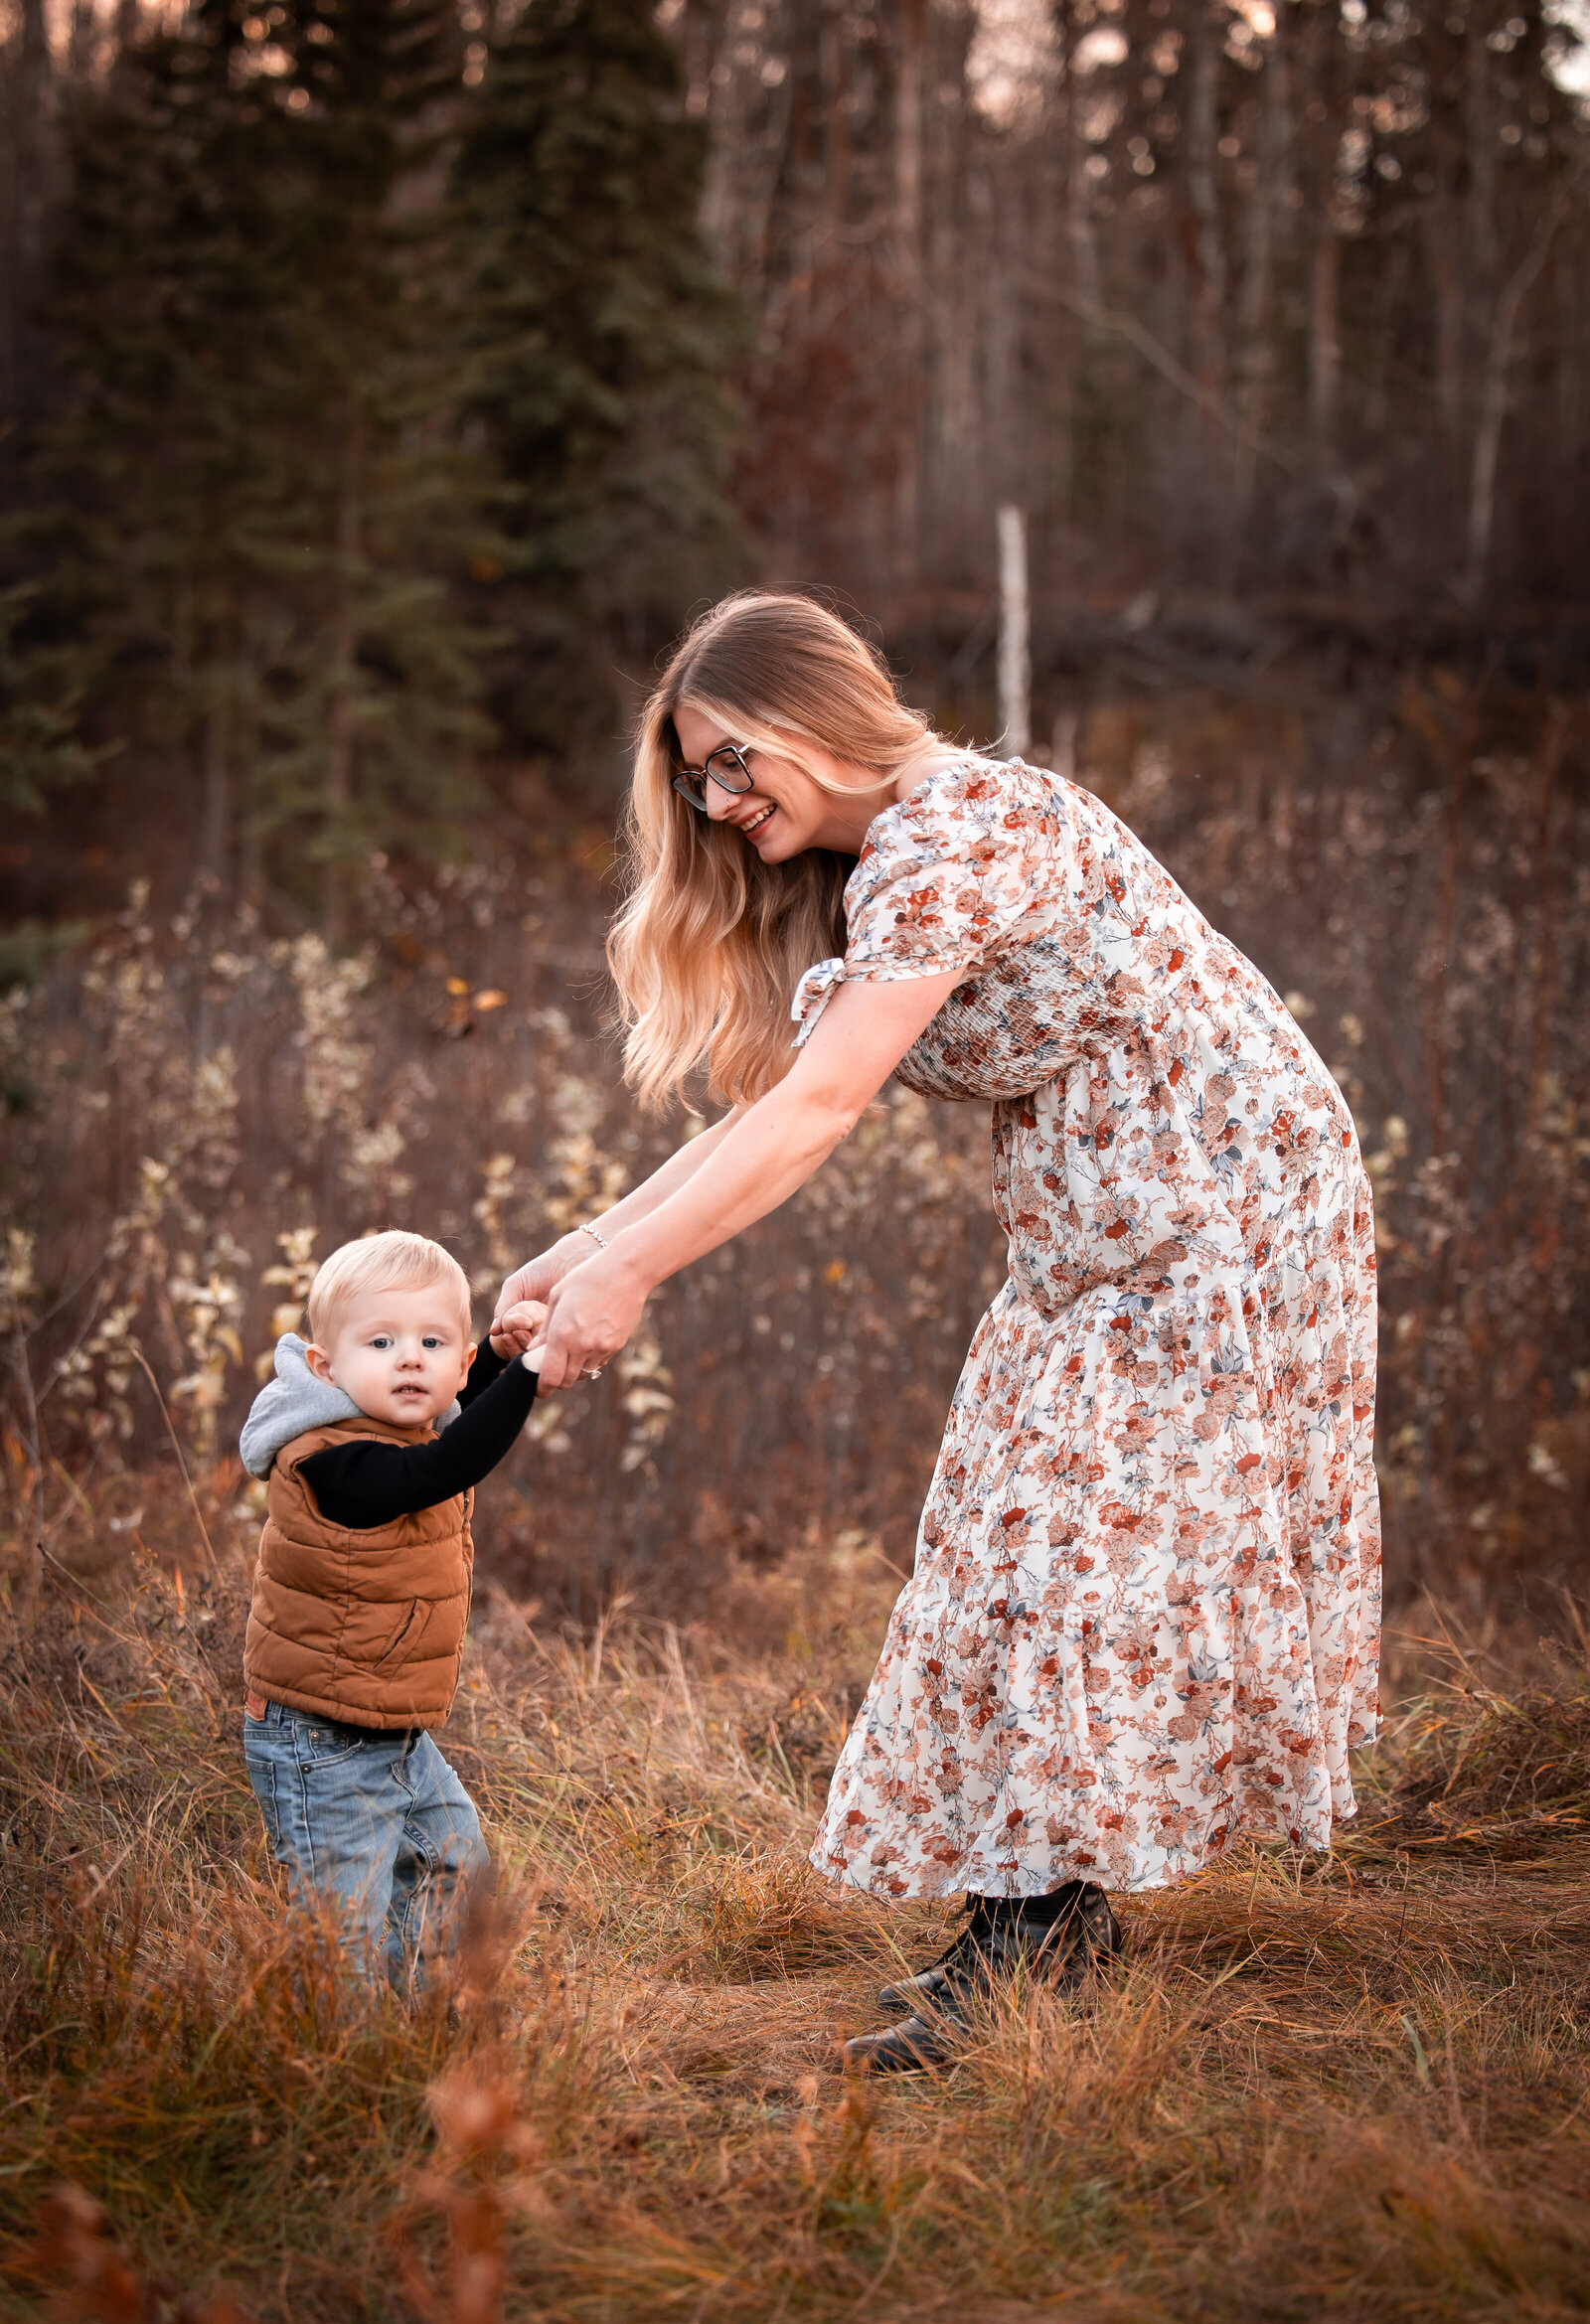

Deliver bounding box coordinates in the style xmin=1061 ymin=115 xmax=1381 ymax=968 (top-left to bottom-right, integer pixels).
xmin=374 ymin=1599 xmax=428 ymax=1670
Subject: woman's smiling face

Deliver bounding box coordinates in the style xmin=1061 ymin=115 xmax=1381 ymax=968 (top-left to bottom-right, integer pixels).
xmin=673 ymin=702 xmax=885 ymax=861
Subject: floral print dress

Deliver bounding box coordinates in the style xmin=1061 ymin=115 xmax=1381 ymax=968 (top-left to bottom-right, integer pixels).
xmin=800 ymin=759 xmax=1380 ymax=1898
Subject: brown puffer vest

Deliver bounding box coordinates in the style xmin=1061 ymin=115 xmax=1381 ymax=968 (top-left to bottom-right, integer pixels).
xmin=242 ymin=1416 xmax=473 ymax=1729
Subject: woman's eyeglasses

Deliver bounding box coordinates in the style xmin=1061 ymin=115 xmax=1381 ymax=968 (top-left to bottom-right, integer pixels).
xmin=672 ymin=743 xmax=754 ymax=812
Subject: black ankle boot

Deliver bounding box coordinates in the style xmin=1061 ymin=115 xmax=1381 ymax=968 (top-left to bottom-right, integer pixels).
xmin=844 ymin=1996 xmax=970 ymax=2074
xmin=991 ymin=1882 xmax=1124 ymax=1982
xmin=874 ymin=1883 xmax=1122 ymax=2012
xmin=850 ymin=1882 xmax=1124 ymax=2074
xmin=875 ymin=1895 xmax=996 ymax=2012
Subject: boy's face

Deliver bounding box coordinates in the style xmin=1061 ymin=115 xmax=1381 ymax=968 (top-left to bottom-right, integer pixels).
xmin=306 ymin=1283 xmax=473 ymax=1427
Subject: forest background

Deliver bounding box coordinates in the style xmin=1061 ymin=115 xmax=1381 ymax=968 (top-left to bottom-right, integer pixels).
xmin=4 ymin=7 xmax=1590 ymax=2317
xmin=3 ymin=0 xmax=1590 ymax=1625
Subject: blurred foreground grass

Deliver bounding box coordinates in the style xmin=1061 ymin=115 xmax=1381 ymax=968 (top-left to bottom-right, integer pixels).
xmin=2 ymin=1509 xmax=1588 ymax=2323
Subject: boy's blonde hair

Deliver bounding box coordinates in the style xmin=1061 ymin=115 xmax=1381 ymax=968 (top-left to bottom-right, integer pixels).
xmin=307 ymin=1232 xmax=472 ymax=1346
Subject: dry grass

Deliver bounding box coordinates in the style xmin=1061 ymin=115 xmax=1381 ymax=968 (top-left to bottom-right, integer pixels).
xmin=2 ymin=1507 xmax=1588 ymax=2323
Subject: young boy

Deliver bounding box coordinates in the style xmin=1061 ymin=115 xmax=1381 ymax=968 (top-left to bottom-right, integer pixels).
xmin=238 ymin=1229 xmax=543 ymax=1994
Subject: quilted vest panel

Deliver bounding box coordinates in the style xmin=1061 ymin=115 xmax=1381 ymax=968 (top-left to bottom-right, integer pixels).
xmin=242 ymin=1415 xmax=474 ymax=1729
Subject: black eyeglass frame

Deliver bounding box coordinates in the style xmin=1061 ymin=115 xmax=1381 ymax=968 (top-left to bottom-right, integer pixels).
xmin=672 ymin=742 xmax=755 ymax=812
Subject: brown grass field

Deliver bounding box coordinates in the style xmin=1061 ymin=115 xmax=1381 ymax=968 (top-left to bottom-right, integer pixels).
xmin=2 ymin=1477 xmax=1588 ymax=2324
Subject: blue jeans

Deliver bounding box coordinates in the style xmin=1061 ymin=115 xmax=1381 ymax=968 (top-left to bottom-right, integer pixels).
xmin=243 ymin=1700 xmax=490 ymax=1994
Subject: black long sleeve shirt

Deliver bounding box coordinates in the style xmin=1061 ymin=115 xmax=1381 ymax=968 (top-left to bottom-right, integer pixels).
xmin=297 ymin=1341 xmax=538 ymax=1530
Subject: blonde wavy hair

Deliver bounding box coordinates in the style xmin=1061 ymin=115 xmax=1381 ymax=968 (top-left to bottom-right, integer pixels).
xmin=608 ymin=592 xmax=947 ymax=1110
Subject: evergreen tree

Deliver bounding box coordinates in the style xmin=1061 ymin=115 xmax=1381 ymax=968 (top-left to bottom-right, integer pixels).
xmin=0 ymin=583 xmax=97 ymax=813
xmin=261 ymin=0 xmax=496 ymax=905
xmin=33 ymin=5 xmax=295 ymax=884
xmin=27 ymin=0 xmax=491 ymax=909
xmin=453 ymin=0 xmax=744 ymax=776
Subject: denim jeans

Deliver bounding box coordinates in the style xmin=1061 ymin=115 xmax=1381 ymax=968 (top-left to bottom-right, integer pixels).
xmin=243 ymin=1700 xmax=490 ymax=1993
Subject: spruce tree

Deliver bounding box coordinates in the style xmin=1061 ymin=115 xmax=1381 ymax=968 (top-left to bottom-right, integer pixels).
xmin=27 ymin=2 xmax=289 ymax=881
xmin=29 ymin=0 xmax=491 ymax=909
xmin=260 ymin=0 xmax=494 ymax=907
xmin=453 ymin=0 xmax=743 ymax=776
xmin=0 ymin=584 xmax=97 ymax=813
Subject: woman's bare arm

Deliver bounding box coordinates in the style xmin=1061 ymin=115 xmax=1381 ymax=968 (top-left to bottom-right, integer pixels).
xmin=592 ymin=1107 xmax=745 ymax=1235
xmin=528 ymin=969 xmax=963 ymax=1389
xmin=491 ymin=1107 xmax=741 ymax=1326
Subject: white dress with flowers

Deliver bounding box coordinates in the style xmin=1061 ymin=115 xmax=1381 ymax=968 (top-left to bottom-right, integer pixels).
xmin=801 ymin=759 xmax=1380 ymax=1898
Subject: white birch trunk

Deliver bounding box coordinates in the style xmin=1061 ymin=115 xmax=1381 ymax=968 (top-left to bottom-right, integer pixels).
xmin=997 ymin=503 xmax=1030 ymax=760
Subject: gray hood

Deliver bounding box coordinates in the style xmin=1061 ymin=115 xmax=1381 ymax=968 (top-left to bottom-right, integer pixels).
xmin=239 ymin=1333 xmax=362 ymax=1478
xmin=239 ymin=1332 xmax=467 ymax=1478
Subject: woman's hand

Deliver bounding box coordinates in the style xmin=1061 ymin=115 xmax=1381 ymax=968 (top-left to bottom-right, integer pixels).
xmin=492 ymin=1116 xmax=740 ymax=1350
xmin=531 ymin=1247 xmax=652 ymax=1392
xmin=492 ymin=1233 xmax=595 ymax=1337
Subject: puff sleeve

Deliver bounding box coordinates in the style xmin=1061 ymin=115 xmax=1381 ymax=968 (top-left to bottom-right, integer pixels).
xmin=791 ymin=760 xmax=1066 ymax=1048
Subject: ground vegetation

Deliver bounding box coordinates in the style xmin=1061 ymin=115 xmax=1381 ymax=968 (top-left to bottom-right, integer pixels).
xmin=1 ymin=1517 xmax=1586 ymax=2322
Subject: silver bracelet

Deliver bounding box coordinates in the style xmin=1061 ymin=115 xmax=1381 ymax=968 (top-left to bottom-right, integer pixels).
xmin=578 ymin=1218 xmax=609 ymax=1250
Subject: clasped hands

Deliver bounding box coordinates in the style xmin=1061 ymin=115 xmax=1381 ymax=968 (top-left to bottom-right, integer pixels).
xmin=488 ymin=1229 xmax=652 ymax=1393
xmin=487 ymin=1300 xmax=549 ymax=1368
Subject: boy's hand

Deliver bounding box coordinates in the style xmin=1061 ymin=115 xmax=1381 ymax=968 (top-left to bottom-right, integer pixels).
xmin=489 ymin=1299 xmax=548 ymax=1359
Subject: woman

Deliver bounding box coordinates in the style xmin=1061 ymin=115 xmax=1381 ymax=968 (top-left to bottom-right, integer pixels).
xmin=495 ymin=591 xmax=1381 ymax=2071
